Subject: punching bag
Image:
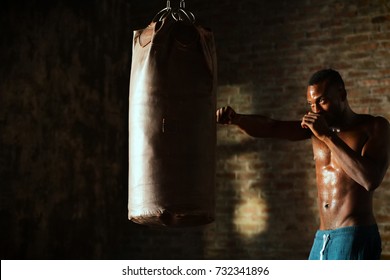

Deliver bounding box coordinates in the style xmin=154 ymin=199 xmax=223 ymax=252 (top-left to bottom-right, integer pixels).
xmin=128 ymin=5 xmax=217 ymax=227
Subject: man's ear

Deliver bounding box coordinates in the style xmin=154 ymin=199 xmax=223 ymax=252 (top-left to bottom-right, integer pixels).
xmin=339 ymin=87 xmax=347 ymax=101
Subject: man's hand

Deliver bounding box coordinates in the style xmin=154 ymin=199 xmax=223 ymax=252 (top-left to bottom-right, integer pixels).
xmin=216 ymin=106 xmax=237 ymax=125
xmin=301 ymin=112 xmax=332 ymax=141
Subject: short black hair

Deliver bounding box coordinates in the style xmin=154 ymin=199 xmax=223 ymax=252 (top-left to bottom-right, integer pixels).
xmin=308 ymin=69 xmax=345 ymax=88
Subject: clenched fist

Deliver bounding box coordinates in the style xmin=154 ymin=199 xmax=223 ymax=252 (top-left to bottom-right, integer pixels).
xmin=216 ymin=106 xmax=237 ymax=124
xmin=301 ymin=112 xmax=332 ymax=141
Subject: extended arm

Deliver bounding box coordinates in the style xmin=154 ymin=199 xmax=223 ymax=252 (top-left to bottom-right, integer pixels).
xmin=216 ymin=106 xmax=311 ymax=141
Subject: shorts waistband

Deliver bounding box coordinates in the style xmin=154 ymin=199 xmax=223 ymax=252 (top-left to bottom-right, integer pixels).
xmin=315 ymin=224 xmax=378 ymax=238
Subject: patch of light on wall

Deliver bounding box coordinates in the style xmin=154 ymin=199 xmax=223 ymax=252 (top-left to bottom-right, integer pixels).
xmin=233 ymin=195 xmax=269 ymax=239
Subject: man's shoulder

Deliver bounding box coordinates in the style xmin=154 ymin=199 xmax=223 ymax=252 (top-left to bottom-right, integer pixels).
xmin=349 ymin=114 xmax=389 ymax=138
xmin=357 ymin=114 xmax=390 ymax=138
xmin=370 ymin=115 xmax=389 ymax=130
xmin=357 ymin=114 xmax=389 ymax=127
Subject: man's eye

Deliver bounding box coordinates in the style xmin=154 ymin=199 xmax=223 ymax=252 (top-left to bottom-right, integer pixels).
xmin=319 ymin=98 xmax=326 ymax=104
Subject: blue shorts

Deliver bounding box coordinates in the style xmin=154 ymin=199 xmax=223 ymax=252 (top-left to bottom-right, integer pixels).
xmin=308 ymin=224 xmax=381 ymax=260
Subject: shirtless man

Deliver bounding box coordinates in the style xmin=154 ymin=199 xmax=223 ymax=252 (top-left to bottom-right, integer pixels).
xmin=216 ymin=69 xmax=390 ymax=260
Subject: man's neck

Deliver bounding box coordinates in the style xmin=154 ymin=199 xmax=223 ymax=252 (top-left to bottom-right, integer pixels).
xmin=334 ymin=107 xmax=357 ymax=130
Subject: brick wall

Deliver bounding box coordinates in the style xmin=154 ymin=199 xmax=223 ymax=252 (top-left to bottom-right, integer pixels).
xmin=1 ymin=0 xmax=389 ymax=259
xmin=201 ymin=0 xmax=390 ymax=259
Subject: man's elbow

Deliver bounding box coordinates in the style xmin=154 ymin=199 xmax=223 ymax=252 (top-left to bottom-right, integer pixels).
xmin=364 ymin=181 xmax=380 ymax=192
xmin=363 ymin=174 xmax=385 ymax=192
xmin=361 ymin=162 xmax=388 ymax=191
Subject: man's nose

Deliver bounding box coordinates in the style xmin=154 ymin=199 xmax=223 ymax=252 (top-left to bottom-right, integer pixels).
xmin=311 ymin=104 xmax=321 ymax=113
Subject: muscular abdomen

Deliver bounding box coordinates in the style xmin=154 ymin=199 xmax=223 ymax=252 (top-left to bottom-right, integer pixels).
xmin=313 ymin=137 xmax=375 ymax=230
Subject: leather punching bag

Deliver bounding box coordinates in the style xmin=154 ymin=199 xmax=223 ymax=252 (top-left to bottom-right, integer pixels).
xmin=128 ymin=12 xmax=217 ymax=226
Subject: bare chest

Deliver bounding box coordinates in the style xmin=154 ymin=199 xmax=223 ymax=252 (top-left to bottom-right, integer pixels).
xmin=312 ymin=130 xmax=368 ymax=166
xmin=312 ymin=130 xmax=369 ymax=194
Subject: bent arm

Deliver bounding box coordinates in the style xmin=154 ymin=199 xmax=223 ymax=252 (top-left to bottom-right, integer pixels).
xmin=323 ymin=117 xmax=390 ymax=191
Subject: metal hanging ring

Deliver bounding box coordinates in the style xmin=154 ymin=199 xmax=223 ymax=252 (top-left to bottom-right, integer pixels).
xmin=152 ymin=0 xmax=195 ymax=23
xmin=172 ymin=0 xmax=195 ymax=23
xmin=152 ymin=0 xmax=172 ymax=22
xmin=171 ymin=9 xmax=195 ymax=23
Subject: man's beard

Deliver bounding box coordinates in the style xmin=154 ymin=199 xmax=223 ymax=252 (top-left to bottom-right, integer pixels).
xmin=324 ymin=111 xmax=342 ymax=127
